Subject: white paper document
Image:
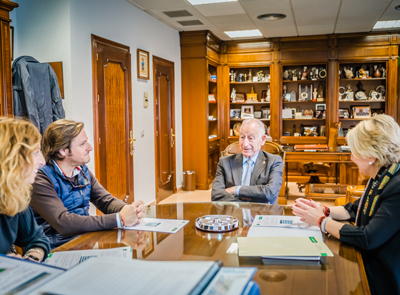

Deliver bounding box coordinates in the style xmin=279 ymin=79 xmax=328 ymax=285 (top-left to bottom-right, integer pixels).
xmin=121 ymin=217 xmax=189 ymax=233
xmin=45 ymin=246 xmax=132 ymax=269
xmin=202 ymin=267 xmax=256 ymax=295
xmin=252 ymin=215 xmax=320 ymax=230
xmin=247 ymin=226 xmax=323 ymax=240
xmin=0 ymin=254 xmax=65 ymax=295
xmin=33 ymin=258 xmax=218 ymax=295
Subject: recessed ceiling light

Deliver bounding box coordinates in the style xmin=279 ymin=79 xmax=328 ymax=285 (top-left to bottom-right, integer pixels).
xmin=373 ymin=20 xmax=400 ymax=29
xmin=257 ymin=13 xmax=286 ymax=21
xmin=187 ymin=0 xmax=237 ymax=5
xmin=224 ymin=29 xmax=263 ymax=38
xmin=395 ymin=5 xmax=400 ymax=10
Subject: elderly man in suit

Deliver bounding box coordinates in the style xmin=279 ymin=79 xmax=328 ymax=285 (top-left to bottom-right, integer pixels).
xmin=211 ymin=118 xmax=283 ymax=204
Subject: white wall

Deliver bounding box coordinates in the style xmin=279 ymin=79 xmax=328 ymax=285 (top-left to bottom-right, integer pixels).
xmin=13 ymin=0 xmax=183 ymax=205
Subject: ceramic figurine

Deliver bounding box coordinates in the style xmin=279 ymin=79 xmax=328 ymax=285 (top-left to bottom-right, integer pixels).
xmin=230 ymin=88 xmax=236 ymax=102
xmin=266 ymin=84 xmax=271 ymax=102
xmin=345 ymin=84 xmax=354 ymax=101
xmin=312 ymin=88 xmax=318 ymax=102
xmin=283 ymin=70 xmax=289 ymax=80
xmin=355 ymin=81 xmax=367 ymax=100
xmin=248 ymin=70 xmax=252 ymax=82
xmin=359 ymin=68 xmax=367 ymax=78
xmin=257 ymin=70 xmax=264 ymax=81
xmin=317 ymin=83 xmax=325 ymax=100
xmin=373 ymin=65 xmax=381 ymax=78
xmin=344 ymin=67 xmax=353 ymax=79
xmin=381 ymin=67 xmax=386 ymax=78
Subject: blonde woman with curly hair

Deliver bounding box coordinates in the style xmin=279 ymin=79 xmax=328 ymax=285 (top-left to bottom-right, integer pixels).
xmin=292 ymin=114 xmax=400 ymax=295
xmin=0 ymin=117 xmax=50 ymax=262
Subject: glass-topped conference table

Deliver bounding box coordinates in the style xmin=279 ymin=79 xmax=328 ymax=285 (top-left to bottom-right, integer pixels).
xmin=53 ymin=202 xmax=370 ymax=295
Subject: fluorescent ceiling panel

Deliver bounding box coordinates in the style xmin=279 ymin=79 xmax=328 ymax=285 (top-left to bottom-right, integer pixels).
xmin=225 ymin=29 xmax=263 ymax=38
xmin=373 ymin=20 xmax=400 ymax=29
xmin=188 ymin=0 xmax=237 ymax=5
xmin=193 ymin=2 xmax=245 ymax=16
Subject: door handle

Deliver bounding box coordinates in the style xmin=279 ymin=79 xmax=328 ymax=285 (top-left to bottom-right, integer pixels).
xmin=171 ymin=129 xmax=175 ymax=148
xmin=129 ymin=130 xmax=136 ymax=156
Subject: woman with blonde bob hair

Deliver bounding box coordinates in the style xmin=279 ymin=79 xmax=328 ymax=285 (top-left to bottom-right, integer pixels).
xmin=0 ymin=117 xmax=50 ymax=262
xmin=292 ymin=114 xmax=400 ymax=295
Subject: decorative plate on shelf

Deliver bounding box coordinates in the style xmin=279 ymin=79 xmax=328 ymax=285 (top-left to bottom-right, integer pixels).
xmin=233 ymin=123 xmax=242 ymax=136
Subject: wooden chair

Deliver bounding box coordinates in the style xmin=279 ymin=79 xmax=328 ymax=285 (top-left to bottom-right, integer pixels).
xmin=296 ymin=162 xmax=331 ymax=192
xmin=221 ymin=141 xmax=288 ymax=205
xmin=335 ymin=185 xmax=365 ymax=206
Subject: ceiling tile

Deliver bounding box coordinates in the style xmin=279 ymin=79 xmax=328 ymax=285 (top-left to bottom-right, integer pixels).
xmin=379 ymin=0 xmax=400 ymax=21
xmin=208 ymin=14 xmax=256 ymax=31
xmin=292 ymin=0 xmax=340 ymax=35
xmin=126 ymin=0 xmax=188 ymax=10
xmin=336 ymin=0 xmax=392 ymax=33
xmin=193 ymin=2 xmax=246 ymax=17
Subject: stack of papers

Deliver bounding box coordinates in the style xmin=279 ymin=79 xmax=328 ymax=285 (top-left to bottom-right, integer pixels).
xmin=237 ymin=215 xmax=332 ymax=261
xmin=120 ymin=217 xmax=189 ymax=234
xmin=237 ymin=236 xmax=333 ymax=260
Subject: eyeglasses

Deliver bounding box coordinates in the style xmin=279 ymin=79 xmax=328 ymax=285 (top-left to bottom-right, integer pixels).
xmin=62 ymin=169 xmax=90 ymax=190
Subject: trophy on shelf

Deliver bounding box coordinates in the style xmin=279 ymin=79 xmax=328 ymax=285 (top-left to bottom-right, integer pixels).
xmin=339 ymin=86 xmax=346 ymax=101
xmin=283 ymin=70 xmax=289 ymax=80
xmin=312 ymin=88 xmax=318 ymax=102
xmin=355 ymin=81 xmax=367 ymax=100
xmin=316 ymin=83 xmax=325 ymax=102
xmin=246 ymin=87 xmax=258 ymax=102
xmin=266 ymin=85 xmax=271 ymax=102
xmin=301 ymin=66 xmax=309 ymax=80
xmin=230 ymin=87 xmax=237 ymax=102
xmin=345 ymin=84 xmax=354 ymax=101
xmin=229 ymin=70 xmax=236 ymax=82
xmin=248 ymin=70 xmax=252 ymax=82
xmin=290 ymin=90 xmax=297 ymax=102
xmin=311 ymin=67 xmax=318 ymax=80
xmin=292 ymin=69 xmax=298 ymax=81
xmin=257 ymin=70 xmax=264 ymax=81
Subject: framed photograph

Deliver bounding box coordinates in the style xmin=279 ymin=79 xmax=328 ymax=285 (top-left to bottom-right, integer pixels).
xmin=316 ymin=103 xmax=326 ymax=110
xmin=352 ymin=106 xmax=371 ymax=118
xmin=254 ymin=111 xmax=262 ymax=119
xmin=230 ymin=109 xmax=241 ymax=119
xmin=283 ymin=93 xmax=291 ymax=102
xmin=241 ymin=105 xmax=254 ymax=119
xmin=298 ymin=84 xmax=313 ymax=101
xmin=301 ymin=124 xmax=319 ymax=137
xmin=339 ymin=108 xmax=350 ymax=118
xmin=371 ymin=109 xmax=385 ymax=117
xmin=315 ymin=110 xmax=326 ymax=119
xmin=261 ymin=107 xmax=270 ymax=119
xmin=137 ymin=49 xmax=150 ymax=80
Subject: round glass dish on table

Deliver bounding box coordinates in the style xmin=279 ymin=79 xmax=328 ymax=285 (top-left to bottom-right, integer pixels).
xmin=53 ymin=202 xmax=370 ymax=295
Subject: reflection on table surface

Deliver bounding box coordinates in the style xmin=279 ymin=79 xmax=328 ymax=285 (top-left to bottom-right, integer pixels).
xmin=54 ymin=202 xmax=369 ymax=295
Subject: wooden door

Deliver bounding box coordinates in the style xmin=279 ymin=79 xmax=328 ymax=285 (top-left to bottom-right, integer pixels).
xmin=153 ymin=56 xmax=176 ymax=203
xmin=92 ymin=35 xmax=134 ymax=203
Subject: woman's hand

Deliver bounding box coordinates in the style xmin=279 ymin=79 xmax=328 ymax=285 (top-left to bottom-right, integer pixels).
xmin=291 ymin=198 xmax=325 ymax=227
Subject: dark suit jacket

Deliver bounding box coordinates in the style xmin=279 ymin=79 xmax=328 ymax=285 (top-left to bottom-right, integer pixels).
xmin=211 ymin=151 xmax=283 ymax=204
xmin=340 ymin=169 xmax=400 ymax=295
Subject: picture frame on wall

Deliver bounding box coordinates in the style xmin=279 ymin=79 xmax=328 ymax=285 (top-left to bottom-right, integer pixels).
xmin=298 ymin=84 xmax=313 ymax=101
xmin=137 ymin=49 xmax=150 ymax=80
xmin=301 ymin=124 xmax=319 ymax=137
xmin=339 ymin=108 xmax=350 ymax=118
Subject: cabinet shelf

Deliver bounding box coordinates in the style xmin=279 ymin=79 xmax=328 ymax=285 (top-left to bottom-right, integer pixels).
xmin=283 ymin=101 xmax=325 ymax=104
xmin=338 ymin=100 xmax=385 ymax=103
xmin=283 ymin=79 xmax=326 ymax=83
xmin=230 ymin=118 xmax=270 ymax=121
xmin=340 ymin=78 xmax=386 ymax=81
xmin=283 ymin=118 xmax=325 ymax=121
xmin=339 ymin=118 xmax=369 ymax=120
xmin=230 ymin=81 xmax=270 ymax=84
xmin=230 ymin=102 xmax=270 ymax=105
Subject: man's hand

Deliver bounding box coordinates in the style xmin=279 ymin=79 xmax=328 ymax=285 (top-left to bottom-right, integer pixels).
xmin=225 ymin=186 xmax=237 ymax=194
xmin=120 ymin=200 xmax=145 ymax=226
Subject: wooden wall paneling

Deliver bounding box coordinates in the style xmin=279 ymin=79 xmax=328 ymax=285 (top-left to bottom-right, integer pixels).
xmin=181 ymin=58 xmax=209 ymax=189
xmin=387 ymin=58 xmax=398 ymax=121
xmin=226 ymin=52 xmax=272 ymax=66
xmin=270 ymin=62 xmax=281 ymax=143
xmin=328 ymin=60 xmax=339 ymax=135
xmin=0 ymin=0 xmax=18 ymax=117
xmin=280 ymin=49 xmax=329 ymax=63
xmin=218 ymin=65 xmax=229 ymax=149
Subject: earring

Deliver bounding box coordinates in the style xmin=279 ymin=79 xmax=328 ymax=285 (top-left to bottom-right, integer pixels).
xmin=369 ymin=161 xmax=373 ymax=165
